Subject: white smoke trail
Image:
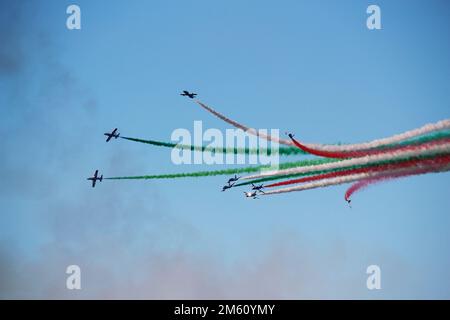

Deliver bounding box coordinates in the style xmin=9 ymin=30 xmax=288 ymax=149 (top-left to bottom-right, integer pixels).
xmin=195 ymin=101 xmax=449 ymax=151
xmin=196 ymin=101 xmax=295 ymax=146
xmin=262 ymin=173 xmax=373 ymax=195
xmin=242 ymin=142 xmax=450 ymax=180
xmin=262 ymin=163 xmax=450 ymax=196
xmin=303 ymin=119 xmax=450 ymax=152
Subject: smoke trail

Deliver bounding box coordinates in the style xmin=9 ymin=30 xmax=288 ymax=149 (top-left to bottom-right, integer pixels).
xmin=265 ymin=154 xmax=450 ymax=188
xmin=107 ymin=167 xmax=267 ymax=180
xmin=344 ymin=162 xmax=450 ymax=202
xmin=236 ymin=150 xmax=450 ymax=187
xmin=262 ymin=173 xmax=374 ymax=195
xmin=121 ymin=136 xmax=306 ymax=156
xmin=195 ymin=101 xmax=295 ymax=146
xmin=105 ymin=158 xmax=336 ymax=181
xmin=299 ymin=119 xmax=450 ymax=152
xmin=233 ymin=160 xmax=343 ymax=187
xmin=234 ymin=172 xmax=316 ymax=187
xmin=242 ymin=142 xmax=450 ymax=181
xmin=289 ymin=134 xmax=450 ymax=159
xmin=393 ymin=131 xmax=450 ymax=147
xmin=194 ymin=100 xmax=449 ymax=152
xmin=262 ymin=163 xmax=450 ymax=196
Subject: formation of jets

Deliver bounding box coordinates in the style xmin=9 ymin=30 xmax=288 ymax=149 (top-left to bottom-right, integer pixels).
xmin=87 ymin=170 xmax=103 ymax=188
xmin=242 ymin=183 xmax=265 ymax=199
xmin=222 ymin=175 xmax=241 ymax=192
xmin=88 ymin=127 xmax=119 ymax=187
xmin=104 ymin=128 xmax=120 ymax=142
xmin=221 ymin=175 xmax=266 ymax=199
xmin=180 ymin=90 xmax=197 ymax=99
xmin=89 ymin=90 xmax=200 ymax=188
xmin=221 ymin=176 xmax=264 ymax=199
xmin=88 ymin=91 xmax=353 ymax=204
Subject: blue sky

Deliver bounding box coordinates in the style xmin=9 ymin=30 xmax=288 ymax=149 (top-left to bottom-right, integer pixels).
xmin=0 ymin=0 xmax=449 ymax=298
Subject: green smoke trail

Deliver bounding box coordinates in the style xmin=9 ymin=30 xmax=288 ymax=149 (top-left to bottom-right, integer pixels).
xmin=105 ymin=158 xmax=337 ymax=180
xmin=121 ymin=137 xmax=306 ymax=156
xmin=108 ymin=132 xmax=450 ymax=182
xmin=121 ymin=131 xmax=450 ymax=156
xmin=377 ymin=130 xmax=450 ymax=149
xmin=234 ymin=149 xmax=450 ymax=187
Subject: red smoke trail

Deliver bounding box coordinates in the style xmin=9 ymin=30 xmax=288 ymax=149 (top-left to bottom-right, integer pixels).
xmin=194 ymin=101 xmax=449 ymax=152
xmin=265 ymin=154 xmax=450 ymax=188
xmin=344 ymin=160 xmax=450 ymax=202
xmin=289 ymin=135 xmax=450 ymax=159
